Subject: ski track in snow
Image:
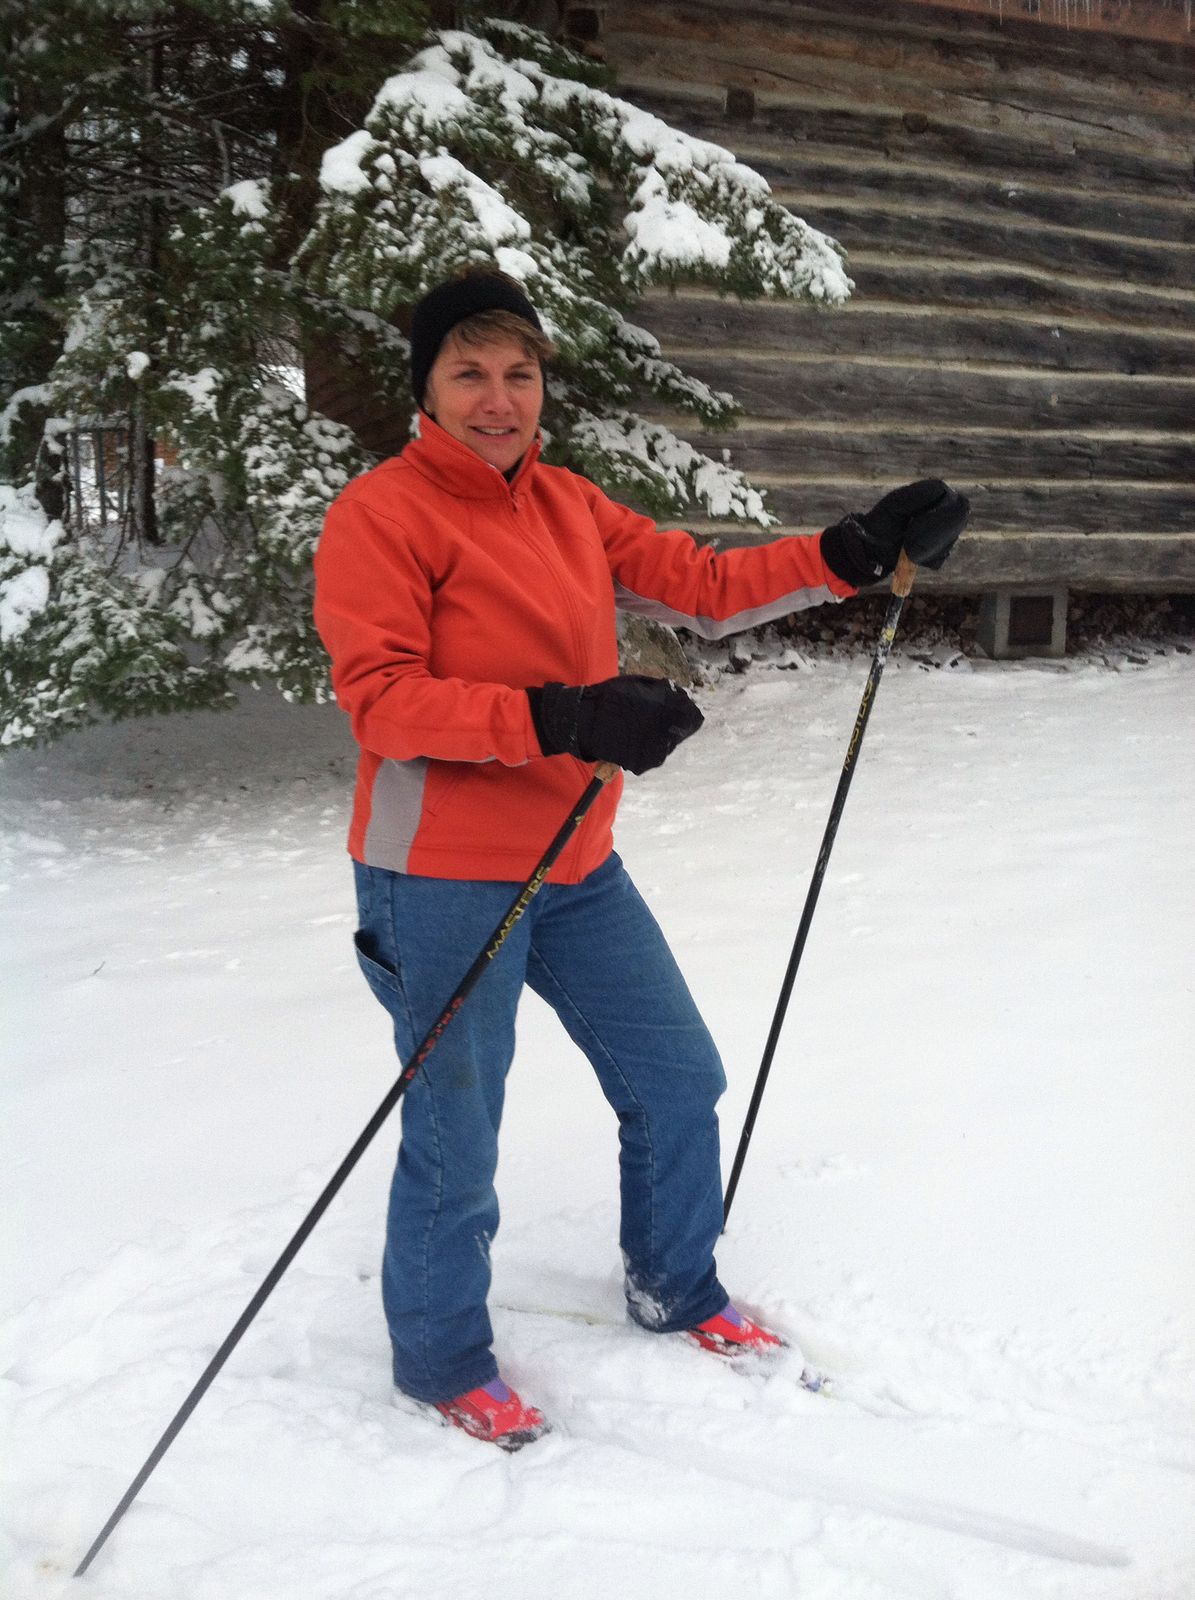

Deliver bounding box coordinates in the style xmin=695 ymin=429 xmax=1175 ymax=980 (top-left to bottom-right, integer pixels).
xmin=3 ymin=657 xmax=1194 ymax=1599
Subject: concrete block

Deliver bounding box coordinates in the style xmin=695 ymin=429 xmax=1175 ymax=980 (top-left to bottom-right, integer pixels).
xmin=977 ymin=587 xmax=1068 ymax=659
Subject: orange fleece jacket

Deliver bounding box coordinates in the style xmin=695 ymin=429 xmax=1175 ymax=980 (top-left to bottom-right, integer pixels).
xmin=313 ymin=417 xmax=855 ymax=883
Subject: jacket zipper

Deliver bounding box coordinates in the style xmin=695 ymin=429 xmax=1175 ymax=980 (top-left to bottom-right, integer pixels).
xmin=507 ymin=483 xmax=591 ymax=682
xmin=506 ymin=481 xmax=602 ymax=877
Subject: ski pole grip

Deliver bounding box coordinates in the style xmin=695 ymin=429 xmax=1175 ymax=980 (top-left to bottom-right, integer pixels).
xmin=892 ymin=551 xmax=917 ymax=598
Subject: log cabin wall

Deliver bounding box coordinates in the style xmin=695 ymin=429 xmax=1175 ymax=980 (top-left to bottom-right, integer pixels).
xmin=579 ymin=0 xmax=1195 ymax=591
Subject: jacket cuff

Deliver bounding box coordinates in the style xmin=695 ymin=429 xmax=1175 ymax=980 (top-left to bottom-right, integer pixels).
xmin=526 ymin=683 xmax=582 ymax=758
xmin=820 ymin=518 xmax=879 ymax=591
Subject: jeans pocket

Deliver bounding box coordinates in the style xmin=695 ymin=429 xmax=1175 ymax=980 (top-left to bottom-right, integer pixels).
xmin=354 ymin=929 xmax=405 ymax=1013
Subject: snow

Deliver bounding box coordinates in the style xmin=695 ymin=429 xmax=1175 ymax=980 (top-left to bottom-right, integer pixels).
xmin=494 ymin=245 xmax=540 ymax=283
xmin=0 ymin=484 xmax=61 ymax=643
xmin=626 ymin=180 xmax=733 ymax=270
xmin=0 ymin=565 xmax=51 ymax=642
xmin=318 ymin=130 xmax=376 ymax=198
xmin=420 ymin=31 xmax=541 ymax=115
xmin=0 ymin=385 xmax=52 ymax=448
xmin=162 ymin=368 xmax=222 ymax=418
xmin=124 ymin=352 xmax=150 ymax=381
xmin=418 ymin=154 xmax=531 ymax=248
xmin=221 ymin=180 xmax=269 ymax=221
xmin=371 ymin=69 xmax=472 ymax=130
xmin=3 ymin=654 xmax=1193 ymax=1597
xmin=0 ymin=484 xmax=63 ymax=560
xmin=169 ymin=575 xmax=224 ymax=639
xmin=563 ymin=404 xmax=775 ymax=525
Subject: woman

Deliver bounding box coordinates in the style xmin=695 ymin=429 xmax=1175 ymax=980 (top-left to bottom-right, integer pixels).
xmin=314 ymin=269 xmax=968 ymax=1450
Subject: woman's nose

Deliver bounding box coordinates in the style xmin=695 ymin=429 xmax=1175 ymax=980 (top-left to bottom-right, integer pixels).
xmin=480 ymin=381 xmax=517 ymax=412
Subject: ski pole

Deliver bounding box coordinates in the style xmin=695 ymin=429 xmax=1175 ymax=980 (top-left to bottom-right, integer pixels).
xmin=722 ymin=553 xmax=917 ymax=1227
xmin=73 ymin=762 xmax=618 ymax=1580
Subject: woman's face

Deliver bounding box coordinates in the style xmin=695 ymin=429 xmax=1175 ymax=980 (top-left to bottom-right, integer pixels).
xmin=423 ymin=333 xmax=543 ymax=474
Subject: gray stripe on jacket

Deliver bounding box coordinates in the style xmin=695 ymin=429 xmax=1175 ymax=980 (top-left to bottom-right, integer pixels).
xmin=613 ymin=581 xmax=841 ymax=641
xmin=362 ymin=756 xmax=430 ymax=872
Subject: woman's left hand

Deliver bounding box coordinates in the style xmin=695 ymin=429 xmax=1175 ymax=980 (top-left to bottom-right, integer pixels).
xmin=821 ymin=479 xmax=971 ymax=586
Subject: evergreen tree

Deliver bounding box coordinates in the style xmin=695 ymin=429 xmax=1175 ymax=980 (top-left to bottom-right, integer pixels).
xmin=1 ymin=12 xmax=850 ymax=749
xmin=1 ymin=0 xmax=425 ymax=742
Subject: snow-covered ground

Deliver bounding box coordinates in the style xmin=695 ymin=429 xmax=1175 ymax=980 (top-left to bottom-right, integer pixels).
xmin=3 ymin=650 xmax=1193 ymax=1599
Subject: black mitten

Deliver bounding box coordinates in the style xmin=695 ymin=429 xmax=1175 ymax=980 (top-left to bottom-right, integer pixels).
xmin=528 ymin=675 xmax=704 ymax=775
xmin=821 ymin=479 xmax=971 ymax=586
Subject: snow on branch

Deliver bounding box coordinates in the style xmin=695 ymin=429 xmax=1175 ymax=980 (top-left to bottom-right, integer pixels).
xmin=0 ymin=484 xmax=61 ymax=647
xmin=552 ymin=392 xmax=776 ymax=528
xmin=308 ymin=22 xmax=850 ymax=304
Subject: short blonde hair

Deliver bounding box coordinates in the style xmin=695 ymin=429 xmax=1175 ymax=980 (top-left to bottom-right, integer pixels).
xmin=444 ymin=307 xmax=557 ymax=366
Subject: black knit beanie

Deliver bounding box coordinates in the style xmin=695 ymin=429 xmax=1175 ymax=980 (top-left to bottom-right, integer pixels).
xmin=410 ymin=273 xmax=544 ymax=409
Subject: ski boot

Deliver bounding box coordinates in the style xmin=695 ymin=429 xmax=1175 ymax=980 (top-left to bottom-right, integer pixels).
xmin=434 ymin=1377 xmax=549 ymax=1451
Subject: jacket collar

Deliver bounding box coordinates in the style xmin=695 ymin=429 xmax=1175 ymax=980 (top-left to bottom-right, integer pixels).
xmin=404 ymin=414 xmax=542 ymax=501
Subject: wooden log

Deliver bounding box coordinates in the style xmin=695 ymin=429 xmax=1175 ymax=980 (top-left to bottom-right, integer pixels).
xmin=620 ymin=86 xmax=1194 ymax=197
xmin=734 ymin=480 xmax=1195 ymax=535
xmin=842 ymin=256 xmax=1195 ymax=330
xmin=606 ymin=0 xmax=1174 ymax=91
xmin=891 ymin=0 xmax=1195 ymax=49
xmin=674 ymin=424 xmax=1195 ymax=483
xmin=760 ymin=161 xmax=1195 ymax=245
xmin=603 ymin=1 xmax=1195 ymax=129
xmin=783 ymin=200 xmax=1194 ymax=288
xmin=674 ymin=354 xmax=1195 ymax=431
xmin=638 ymin=295 xmax=1195 ymax=375
xmin=939 ymin=533 xmax=1195 ymax=588
xmin=661 ymin=0 xmax=1195 ymax=75
xmin=603 ymin=28 xmax=1194 ymax=159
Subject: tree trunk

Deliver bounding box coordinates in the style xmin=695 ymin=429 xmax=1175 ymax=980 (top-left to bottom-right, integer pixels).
xmin=2 ymin=26 xmax=69 ymax=521
xmin=132 ymin=27 xmax=163 ymax=544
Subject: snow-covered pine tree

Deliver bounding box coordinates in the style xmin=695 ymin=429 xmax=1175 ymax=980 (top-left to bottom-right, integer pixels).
xmin=1 ymin=0 xmax=426 ymax=744
xmin=1 ymin=13 xmax=851 ymax=749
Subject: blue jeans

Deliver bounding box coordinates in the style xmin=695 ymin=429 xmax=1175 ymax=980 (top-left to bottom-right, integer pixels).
xmin=352 ymin=851 xmax=729 ymax=1403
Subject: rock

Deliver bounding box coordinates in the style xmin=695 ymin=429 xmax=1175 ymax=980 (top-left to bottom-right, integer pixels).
xmin=616 ymin=612 xmax=697 ymax=685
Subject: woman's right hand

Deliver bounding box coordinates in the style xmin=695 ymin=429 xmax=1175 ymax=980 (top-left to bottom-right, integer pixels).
xmin=527 ymin=675 xmax=703 ymax=775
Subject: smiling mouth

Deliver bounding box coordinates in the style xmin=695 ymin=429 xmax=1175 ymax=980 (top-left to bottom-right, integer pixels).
xmin=473 ymin=426 xmax=518 ymax=437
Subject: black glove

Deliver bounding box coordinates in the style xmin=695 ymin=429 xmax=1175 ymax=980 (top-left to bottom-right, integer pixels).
xmin=821 ymin=479 xmax=971 ymax=587
xmin=527 ymin=675 xmax=704 ymax=776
